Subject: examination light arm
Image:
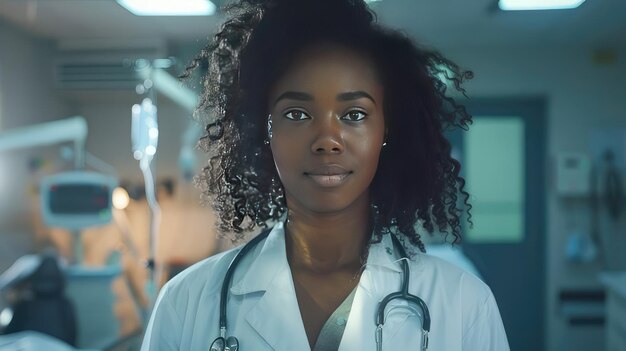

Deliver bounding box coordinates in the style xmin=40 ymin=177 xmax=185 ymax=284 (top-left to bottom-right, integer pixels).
xmin=0 ymin=116 xmax=88 ymax=169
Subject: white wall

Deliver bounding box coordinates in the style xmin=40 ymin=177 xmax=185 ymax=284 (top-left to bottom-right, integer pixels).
xmin=0 ymin=21 xmax=71 ymax=270
xmin=444 ymin=45 xmax=626 ymax=351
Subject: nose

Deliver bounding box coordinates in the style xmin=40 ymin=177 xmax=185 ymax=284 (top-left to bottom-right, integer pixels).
xmin=310 ymin=117 xmax=344 ymax=155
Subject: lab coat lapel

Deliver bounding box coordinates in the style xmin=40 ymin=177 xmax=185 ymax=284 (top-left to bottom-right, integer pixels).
xmin=230 ymin=222 xmax=310 ymax=351
xmin=339 ymin=234 xmax=412 ymax=351
xmin=338 ymin=269 xmax=381 ymax=350
xmin=245 ymin=264 xmax=310 ymax=350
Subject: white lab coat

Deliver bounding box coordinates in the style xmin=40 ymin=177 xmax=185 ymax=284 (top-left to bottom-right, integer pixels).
xmin=141 ymin=221 xmax=510 ymax=350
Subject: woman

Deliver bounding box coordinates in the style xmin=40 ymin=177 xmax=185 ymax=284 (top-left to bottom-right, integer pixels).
xmin=142 ymin=0 xmax=510 ymax=349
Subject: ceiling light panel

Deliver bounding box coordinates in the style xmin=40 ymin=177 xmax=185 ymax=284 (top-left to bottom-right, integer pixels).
xmin=499 ymin=0 xmax=586 ymax=11
xmin=117 ymin=0 xmax=216 ymax=16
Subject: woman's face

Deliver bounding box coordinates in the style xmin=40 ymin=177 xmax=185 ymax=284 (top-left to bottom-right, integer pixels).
xmin=268 ymin=43 xmax=385 ymax=214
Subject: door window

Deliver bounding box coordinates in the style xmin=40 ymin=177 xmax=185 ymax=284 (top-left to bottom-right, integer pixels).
xmin=463 ymin=117 xmax=525 ymax=243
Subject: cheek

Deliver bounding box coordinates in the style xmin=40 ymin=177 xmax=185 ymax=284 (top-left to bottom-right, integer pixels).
xmin=353 ymin=127 xmax=385 ymax=165
xmin=270 ymin=137 xmax=301 ymax=180
xmin=357 ymin=142 xmax=383 ymax=177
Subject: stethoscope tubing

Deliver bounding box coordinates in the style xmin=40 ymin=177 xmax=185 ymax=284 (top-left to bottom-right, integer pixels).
xmin=214 ymin=228 xmax=430 ymax=350
xmin=376 ymin=234 xmax=431 ymax=331
xmin=218 ymin=229 xmax=272 ymax=334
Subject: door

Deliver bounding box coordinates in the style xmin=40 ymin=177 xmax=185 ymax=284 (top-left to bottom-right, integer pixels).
xmin=447 ymin=98 xmax=546 ymax=351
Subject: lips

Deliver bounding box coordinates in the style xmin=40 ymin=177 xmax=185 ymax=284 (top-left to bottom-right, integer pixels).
xmin=304 ymin=165 xmax=352 ymax=187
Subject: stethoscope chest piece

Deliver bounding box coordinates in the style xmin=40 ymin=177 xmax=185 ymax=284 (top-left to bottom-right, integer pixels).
xmin=210 ymin=336 xmax=239 ymax=351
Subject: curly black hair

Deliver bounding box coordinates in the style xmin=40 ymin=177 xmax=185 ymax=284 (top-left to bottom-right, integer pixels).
xmin=186 ymin=0 xmax=473 ymax=252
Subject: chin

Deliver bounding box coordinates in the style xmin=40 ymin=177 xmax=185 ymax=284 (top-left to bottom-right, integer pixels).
xmin=300 ymin=191 xmax=365 ymax=214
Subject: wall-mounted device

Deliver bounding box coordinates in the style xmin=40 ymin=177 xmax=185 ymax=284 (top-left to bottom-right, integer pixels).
xmin=556 ymin=153 xmax=591 ymax=197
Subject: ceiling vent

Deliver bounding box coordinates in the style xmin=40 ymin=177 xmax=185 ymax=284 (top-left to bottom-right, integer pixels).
xmin=55 ymin=40 xmax=166 ymax=90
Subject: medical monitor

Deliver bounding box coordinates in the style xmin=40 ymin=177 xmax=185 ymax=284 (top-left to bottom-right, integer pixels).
xmin=40 ymin=171 xmax=117 ymax=230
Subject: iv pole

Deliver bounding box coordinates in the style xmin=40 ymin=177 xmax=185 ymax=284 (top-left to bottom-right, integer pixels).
xmin=132 ymin=59 xmax=199 ymax=313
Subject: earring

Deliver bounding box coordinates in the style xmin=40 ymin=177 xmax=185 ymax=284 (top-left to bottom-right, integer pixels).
xmin=382 ymin=141 xmax=388 ymax=147
xmin=267 ymin=114 xmax=273 ymax=140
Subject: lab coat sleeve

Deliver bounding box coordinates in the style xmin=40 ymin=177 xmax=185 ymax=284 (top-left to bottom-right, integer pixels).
xmin=461 ymin=290 xmax=510 ymax=351
xmin=140 ymin=284 xmax=182 ymax=351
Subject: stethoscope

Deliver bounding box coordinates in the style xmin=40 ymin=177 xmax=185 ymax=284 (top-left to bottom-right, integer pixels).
xmin=209 ymin=228 xmax=431 ymax=351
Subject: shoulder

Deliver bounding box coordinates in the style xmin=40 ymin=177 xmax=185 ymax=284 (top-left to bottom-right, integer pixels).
xmin=142 ymin=245 xmax=242 ymax=349
xmin=158 ymin=227 xmax=274 ymax=309
xmin=141 ymin=240 xmax=265 ymax=351
xmin=160 ymin=245 xmax=241 ymax=302
xmin=411 ymin=253 xmax=496 ymax=325
xmin=413 ymin=252 xmax=491 ymax=299
xmin=411 ymin=253 xmax=510 ymax=349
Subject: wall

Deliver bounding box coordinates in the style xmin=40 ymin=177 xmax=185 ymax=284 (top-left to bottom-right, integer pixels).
xmin=443 ymin=44 xmax=626 ymax=351
xmin=0 ymin=20 xmax=71 ymax=271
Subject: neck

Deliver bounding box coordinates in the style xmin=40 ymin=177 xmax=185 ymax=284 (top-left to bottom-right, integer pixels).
xmin=284 ymin=193 xmax=371 ymax=274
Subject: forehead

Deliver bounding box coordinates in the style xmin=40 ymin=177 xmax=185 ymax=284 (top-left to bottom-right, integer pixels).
xmin=270 ymin=43 xmax=381 ymax=95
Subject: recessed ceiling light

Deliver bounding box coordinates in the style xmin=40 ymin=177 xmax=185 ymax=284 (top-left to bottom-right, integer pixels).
xmin=117 ymin=0 xmax=216 ymax=16
xmin=499 ymin=0 xmax=586 ymax=11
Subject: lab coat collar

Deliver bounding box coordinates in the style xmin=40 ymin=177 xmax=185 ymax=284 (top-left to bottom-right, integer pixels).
xmin=230 ymin=222 xmax=408 ymax=295
xmin=229 ymin=222 xmax=418 ymax=351
xmin=341 ymin=234 xmax=423 ymax=350
xmin=229 ymin=221 xmax=288 ymax=295
xmin=365 ymin=233 xmax=407 ymax=274
xmin=231 ymin=221 xmax=309 ymax=350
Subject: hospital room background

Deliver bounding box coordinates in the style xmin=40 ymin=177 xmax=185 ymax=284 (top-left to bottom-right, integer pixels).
xmin=0 ymin=0 xmax=625 ymax=350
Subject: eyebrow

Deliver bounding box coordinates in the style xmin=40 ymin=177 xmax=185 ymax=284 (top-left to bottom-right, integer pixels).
xmin=273 ymin=91 xmax=313 ymax=106
xmin=337 ymin=91 xmax=376 ymax=104
xmin=273 ymin=90 xmax=376 ymax=107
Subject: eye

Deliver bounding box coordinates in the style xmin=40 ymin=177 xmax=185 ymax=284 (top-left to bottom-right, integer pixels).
xmin=341 ymin=110 xmax=367 ymax=121
xmin=284 ymin=109 xmax=311 ymax=121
